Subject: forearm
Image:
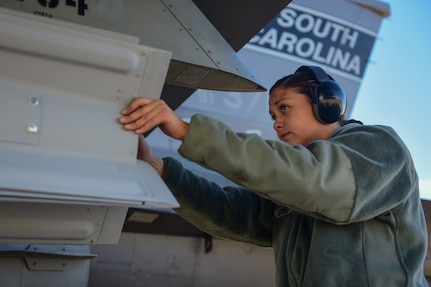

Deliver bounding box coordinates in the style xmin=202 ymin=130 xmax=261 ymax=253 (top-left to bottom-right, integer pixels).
xmin=149 ymin=154 xmax=165 ymax=176
xmin=161 ymin=157 xmax=274 ymax=247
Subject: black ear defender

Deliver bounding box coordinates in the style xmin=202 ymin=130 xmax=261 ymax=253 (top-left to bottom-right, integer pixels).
xmin=295 ymin=66 xmax=346 ymax=124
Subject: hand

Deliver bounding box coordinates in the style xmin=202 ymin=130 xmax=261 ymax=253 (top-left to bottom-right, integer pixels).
xmin=118 ymin=98 xmax=189 ymax=140
xmin=137 ymin=134 xmax=165 ymax=176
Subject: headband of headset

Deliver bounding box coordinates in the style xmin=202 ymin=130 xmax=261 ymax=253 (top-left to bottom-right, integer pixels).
xmin=295 ymin=66 xmax=346 ymax=124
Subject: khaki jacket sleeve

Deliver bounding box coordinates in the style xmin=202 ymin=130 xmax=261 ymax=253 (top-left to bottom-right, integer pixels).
xmin=179 ymin=114 xmax=416 ymax=224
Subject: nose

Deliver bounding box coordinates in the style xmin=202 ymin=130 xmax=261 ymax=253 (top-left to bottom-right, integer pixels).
xmin=273 ymin=118 xmax=283 ymax=132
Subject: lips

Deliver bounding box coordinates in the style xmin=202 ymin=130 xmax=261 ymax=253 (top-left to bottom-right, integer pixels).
xmin=278 ymin=132 xmax=291 ymax=142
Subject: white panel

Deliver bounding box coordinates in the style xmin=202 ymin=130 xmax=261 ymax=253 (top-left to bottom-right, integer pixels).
xmin=0 ymin=8 xmax=177 ymax=207
xmin=0 ymin=12 xmax=140 ymax=74
xmin=0 ymin=8 xmax=178 ymax=244
xmin=0 ymin=87 xmax=41 ymax=145
xmin=0 ymin=149 xmax=176 ymax=207
xmin=0 ymin=202 xmax=127 ymax=244
xmin=0 ymin=2 xmax=265 ymax=91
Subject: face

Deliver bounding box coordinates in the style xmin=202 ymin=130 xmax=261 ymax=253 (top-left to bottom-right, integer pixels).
xmin=269 ymin=87 xmax=329 ymax=146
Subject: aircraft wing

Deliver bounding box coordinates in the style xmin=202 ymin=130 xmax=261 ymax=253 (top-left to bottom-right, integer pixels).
xmin=161 ymin=0 xmax=292 ymax=110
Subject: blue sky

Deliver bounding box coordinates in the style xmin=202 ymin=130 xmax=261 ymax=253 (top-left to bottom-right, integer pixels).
xmin=351 ymin=0 xmax=431 ymax=199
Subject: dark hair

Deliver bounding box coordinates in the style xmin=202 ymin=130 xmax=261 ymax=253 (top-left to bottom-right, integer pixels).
xmin=269 ymin=69 xmax=335 ymax=96
xmin=269 ymin=70 xmax=362 ymax=126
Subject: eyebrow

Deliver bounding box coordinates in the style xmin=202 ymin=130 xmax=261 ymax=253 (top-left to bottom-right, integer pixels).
xmin=269 ymin=97 xmax=290 ymax=115
xmin=272 ymin=97 xmax=291 ymax=107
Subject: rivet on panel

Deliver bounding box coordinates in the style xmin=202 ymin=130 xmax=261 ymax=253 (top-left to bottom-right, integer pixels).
xmin=26 ymin=124 xmax=39 ymax=133
xmin=28 ymin=97 xmax=40 ymax=106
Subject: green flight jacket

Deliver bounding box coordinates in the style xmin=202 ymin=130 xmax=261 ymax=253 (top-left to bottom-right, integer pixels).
xmin=161 ymin=114 xmax=428 ymax=287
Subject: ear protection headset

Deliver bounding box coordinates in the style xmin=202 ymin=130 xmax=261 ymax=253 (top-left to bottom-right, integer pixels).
xmin=295 ymin=66 xmax=346 ymax=124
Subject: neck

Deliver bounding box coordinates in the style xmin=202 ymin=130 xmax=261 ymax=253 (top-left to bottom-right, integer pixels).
xmin=322 ymin=122 xmax=341 ymax=140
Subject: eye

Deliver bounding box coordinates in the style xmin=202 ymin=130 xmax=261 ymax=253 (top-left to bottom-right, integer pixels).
xmin=280 ymin=105 xmax=289 ymax=112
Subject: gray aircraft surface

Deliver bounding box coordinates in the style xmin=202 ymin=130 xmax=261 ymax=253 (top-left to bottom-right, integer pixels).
xmin=2 ymin=1 xmax=427 ymax=287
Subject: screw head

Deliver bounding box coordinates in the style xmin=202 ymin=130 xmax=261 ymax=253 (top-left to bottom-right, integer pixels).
xmin=26 ymin=124 xmax=39 ymax=133
xmin=28 ymin=97 xmax=40 ymax=106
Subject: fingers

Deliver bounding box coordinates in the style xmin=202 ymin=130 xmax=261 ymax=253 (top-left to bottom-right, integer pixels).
xmin=119 ymin=97 xmax=189 ymax=140
xmin=120 ymin=97 xmax=151 ymax=116
xmin=118 ymin=98 xmax=167 ymax=134
xmin=119 ymin=98 xmax=152 ymax=125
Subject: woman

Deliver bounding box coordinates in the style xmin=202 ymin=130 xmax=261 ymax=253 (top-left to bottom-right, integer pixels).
xmin=119 ymin=66 xmax=427 ymax=286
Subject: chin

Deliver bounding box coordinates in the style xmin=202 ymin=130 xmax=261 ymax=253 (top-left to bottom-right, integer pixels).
xmin=283 ymin=139 xmax=295 ymax=146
